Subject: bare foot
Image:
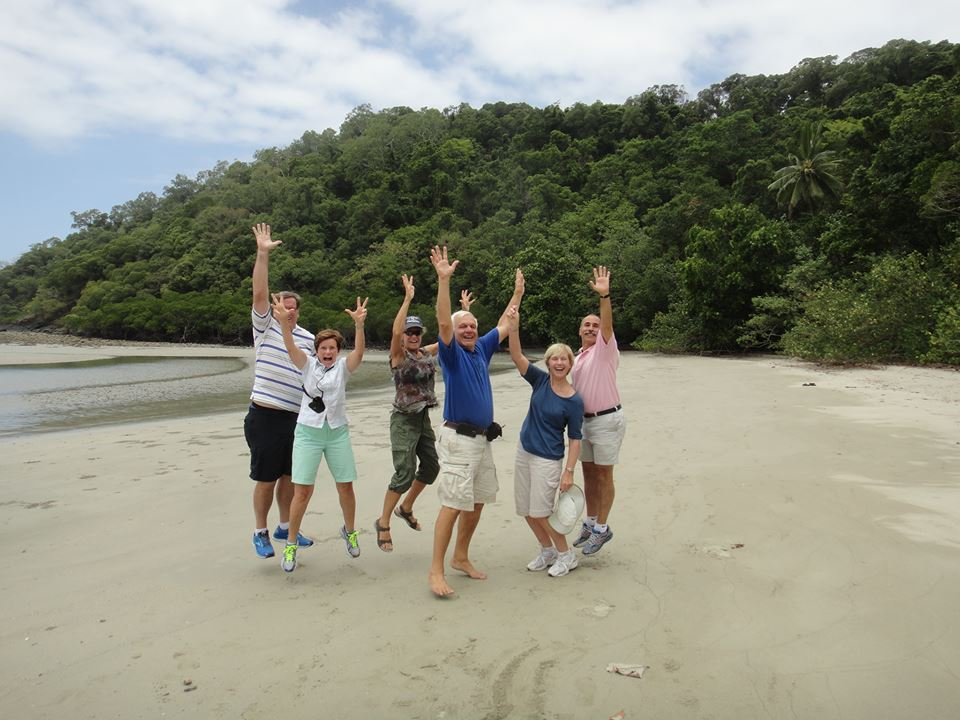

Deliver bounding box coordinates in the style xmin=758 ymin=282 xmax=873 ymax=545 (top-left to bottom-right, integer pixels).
xmin=450 ymin=559 xmax=487 ymax=579
xmin=429 ymin=572 xmax=455 ymax=597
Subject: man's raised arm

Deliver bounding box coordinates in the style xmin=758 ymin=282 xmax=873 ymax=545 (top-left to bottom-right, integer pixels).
xmin=590 ymin=265 xmax=614 ymax=343
xmin=431 ymin=246 xmax=458 ymax=346
xmin=252 ymin=223 xmax=282 ymax=316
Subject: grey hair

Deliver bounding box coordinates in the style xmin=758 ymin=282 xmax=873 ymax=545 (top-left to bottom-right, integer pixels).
xmin=277 ymin=290 xmax=302 ymax=309
xmin=451 ymin=310 xmax=475 ymax=326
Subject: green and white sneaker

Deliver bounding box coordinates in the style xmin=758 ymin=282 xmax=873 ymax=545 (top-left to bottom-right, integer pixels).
xmin=341 ymin=526 xmax=360 ymax=558
xmin=281 ymin=543 xmax=297 ymax=572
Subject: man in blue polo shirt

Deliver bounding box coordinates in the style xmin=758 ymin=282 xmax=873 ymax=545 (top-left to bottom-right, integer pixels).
xmin=427 ymin=245 xmax=524 ymax=598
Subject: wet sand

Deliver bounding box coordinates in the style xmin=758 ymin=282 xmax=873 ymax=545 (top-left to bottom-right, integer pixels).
xmin=1 ymin=344 xmax=958 ymax=719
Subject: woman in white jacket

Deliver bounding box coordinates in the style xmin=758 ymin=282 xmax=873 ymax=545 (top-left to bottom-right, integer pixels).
xmin=272 ymin=292 xmax=368 ymax=573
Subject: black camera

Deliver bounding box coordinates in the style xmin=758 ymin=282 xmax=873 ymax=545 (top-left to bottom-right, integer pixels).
xmin=309 ymin=393 xmax=325 ymax=413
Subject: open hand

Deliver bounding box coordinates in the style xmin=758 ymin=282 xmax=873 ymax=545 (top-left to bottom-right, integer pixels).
xmin=345 ymin=296 xmax=369 ymax=324
xmin=253 ymin=223 xmax=282 ymax=253
xmin=270 ymin=293 xmax=293 ymax=327
xmin=430 ymin=245 xmax=459 ymax=280
xmin=589 ymin=266 xmax=610 ymax=296
xmin=459 ymin=289 xmax=475 ymax=311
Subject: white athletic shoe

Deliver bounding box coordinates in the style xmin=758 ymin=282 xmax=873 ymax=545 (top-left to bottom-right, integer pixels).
xmin=526 ymin=547 xmax=558 ymax=571
xmin=548 ymin=550 xmax=579 ymax=577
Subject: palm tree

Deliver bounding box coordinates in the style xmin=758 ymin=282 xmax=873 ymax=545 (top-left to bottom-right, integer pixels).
xmin=768 ymin=121 xmax=844 ymax=219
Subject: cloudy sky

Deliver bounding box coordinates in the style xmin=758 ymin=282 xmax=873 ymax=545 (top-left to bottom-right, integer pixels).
xmin=1 ymin=0 xmax=956 ymax=262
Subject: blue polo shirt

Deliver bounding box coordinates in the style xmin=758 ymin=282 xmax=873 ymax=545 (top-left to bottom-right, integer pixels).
xmin=519 ymin=365 xmax=584 ymax=460
xmin=438 ymin=328 xmax=501 ymax=428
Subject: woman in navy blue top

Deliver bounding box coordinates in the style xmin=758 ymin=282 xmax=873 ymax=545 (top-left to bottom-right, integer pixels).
xmin=506 ymin=305 xmax=584 ymax=578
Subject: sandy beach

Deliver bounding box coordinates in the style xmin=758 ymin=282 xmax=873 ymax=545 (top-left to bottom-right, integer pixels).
xmin=1 ymin=342 xmax=959 ymax=719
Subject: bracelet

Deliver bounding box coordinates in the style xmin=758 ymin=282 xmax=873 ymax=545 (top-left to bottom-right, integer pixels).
xmin=564 ymin=467 xmax=575 ymax=473
xmin=599 ymin=294 xmax=610 ymax=299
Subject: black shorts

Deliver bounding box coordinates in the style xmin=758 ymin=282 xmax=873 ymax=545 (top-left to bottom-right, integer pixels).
xmin=244 ymin=404 xmax=299 ymax=482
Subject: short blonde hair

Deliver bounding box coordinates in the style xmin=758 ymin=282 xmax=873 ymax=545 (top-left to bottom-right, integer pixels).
xmin=544 ymin=343 xmax=574 ymax=368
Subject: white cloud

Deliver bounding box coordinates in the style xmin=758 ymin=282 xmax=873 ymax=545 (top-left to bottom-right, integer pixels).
xmin=390 ymin=0 xmax=958 ymax=101
xmin=0 ymin=0 xmax=956 ymax=147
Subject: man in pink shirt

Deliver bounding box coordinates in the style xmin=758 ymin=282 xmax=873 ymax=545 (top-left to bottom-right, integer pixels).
xmin=570 ymin=266 xmax=626 ymax=556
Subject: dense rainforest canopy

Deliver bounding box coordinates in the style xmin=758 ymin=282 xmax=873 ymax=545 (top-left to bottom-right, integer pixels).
xmin=2 ymin=39 xmax=958 ymax=364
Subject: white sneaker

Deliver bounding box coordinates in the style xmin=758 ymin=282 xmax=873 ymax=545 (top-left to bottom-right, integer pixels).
xmin=527 ymin=547 xmax=558 ymax=571
xmin=548 ymin=550 xmax=578 ymax=577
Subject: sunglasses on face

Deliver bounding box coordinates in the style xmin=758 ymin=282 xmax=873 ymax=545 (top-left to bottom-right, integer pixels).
xmin=404 ymin=328 xmax=422 ymax=336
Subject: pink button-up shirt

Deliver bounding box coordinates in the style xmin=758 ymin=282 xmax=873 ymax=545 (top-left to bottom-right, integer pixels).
xmin=571 ymin=331 xmax=620 ymax=414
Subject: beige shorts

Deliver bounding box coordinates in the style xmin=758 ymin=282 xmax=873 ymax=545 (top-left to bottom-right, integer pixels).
xmin=436 ymin=426 xmax=499 ymax=511
xmin=580 ymin=409 xmax=626 ymax=466
xmin=513 ymin=445 xmax=562 ymax=518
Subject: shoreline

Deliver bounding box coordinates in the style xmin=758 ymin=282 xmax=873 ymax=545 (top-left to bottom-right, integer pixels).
xmin=0 ymin=327 xmax=246 ymax=348
xmin=0 ymin=329 xmax=251 ymax=365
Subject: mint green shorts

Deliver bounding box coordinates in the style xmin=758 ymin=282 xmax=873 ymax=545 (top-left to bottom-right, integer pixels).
xmin=292 ymin=422 xmax=357 ymax=486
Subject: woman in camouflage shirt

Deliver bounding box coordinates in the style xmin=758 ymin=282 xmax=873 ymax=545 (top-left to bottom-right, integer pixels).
xmin=374 ymin=274 xmax=473 ymax=551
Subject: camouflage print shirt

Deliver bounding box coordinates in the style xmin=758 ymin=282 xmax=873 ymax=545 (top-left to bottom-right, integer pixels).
xmin=391 ymin=349 xmax=437 ymax=413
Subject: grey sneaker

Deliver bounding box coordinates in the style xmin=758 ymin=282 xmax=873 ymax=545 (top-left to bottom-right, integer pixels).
xmin=581 ymin=527 xmax=613 ymax=556
xmin=341 ymin=526 xmax=360 ymax=558
xmin=281 ymin=543 xmax=297 ymax=572
xmin=572 ymin=522 xmax=594 ymax=548
xmin=527 ymin=547 xmax=558 ymax=571
xmin=548 ymin=550 xmax=579 ymax=577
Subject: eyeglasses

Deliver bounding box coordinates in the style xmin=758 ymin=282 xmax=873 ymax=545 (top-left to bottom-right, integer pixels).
xmin=404 ymin=328 xmax=422 ymax=336
xmin=308 ymin=391 xmax=325 ymax=413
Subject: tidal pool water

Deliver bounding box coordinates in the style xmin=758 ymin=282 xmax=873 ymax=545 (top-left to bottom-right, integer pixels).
xmin=0 ymin=351 xmax=517 ymax=436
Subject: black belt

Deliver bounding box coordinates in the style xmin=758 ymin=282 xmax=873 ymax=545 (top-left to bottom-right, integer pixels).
xmin=584 ymin=404 xmax=621 ymax=419
xmin=443 ymin=421 xmax=487 ymax=438
xmin=250 ymin=402 xmax=296 ymax=414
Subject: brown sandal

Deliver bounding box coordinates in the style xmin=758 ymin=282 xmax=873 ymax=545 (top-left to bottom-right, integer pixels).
xmin=374 ymin=519 xmax=393 ymax=552
xmin=393 ymin=505 xmax=422 ymax=531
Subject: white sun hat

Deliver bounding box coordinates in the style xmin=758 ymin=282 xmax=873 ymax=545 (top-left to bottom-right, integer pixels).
xmin=548 ymin=484 xmax=586 ymax=535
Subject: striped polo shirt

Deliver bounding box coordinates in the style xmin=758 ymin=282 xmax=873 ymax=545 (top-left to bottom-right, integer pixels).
xmin=250 ymin=307 xmax=315 ymax=413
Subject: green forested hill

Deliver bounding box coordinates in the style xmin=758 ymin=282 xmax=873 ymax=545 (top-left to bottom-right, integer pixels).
xmin=2 ymin=39 xmax=958 ymax=363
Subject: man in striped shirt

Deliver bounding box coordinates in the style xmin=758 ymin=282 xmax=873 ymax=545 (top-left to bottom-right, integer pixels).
xmin=245 ymin=223 xmax=316 ymax=560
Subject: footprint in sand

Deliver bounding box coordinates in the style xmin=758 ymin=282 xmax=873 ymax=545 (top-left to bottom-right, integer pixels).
xmin=688 ymin=543 xmax=743 ymax=559
xmin=580 ymin=600 xmax=614 ymax=618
